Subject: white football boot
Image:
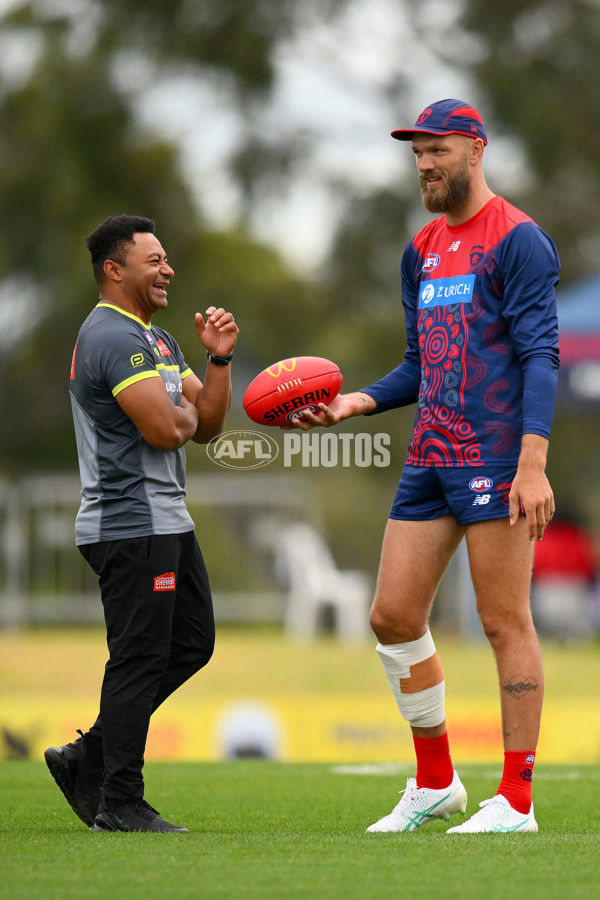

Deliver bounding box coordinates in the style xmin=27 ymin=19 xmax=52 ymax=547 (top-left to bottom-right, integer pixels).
xmin=366 ymin=770 xmax=467 ymax=833
xmin=446 ymin=794 xmax=538 ymax=833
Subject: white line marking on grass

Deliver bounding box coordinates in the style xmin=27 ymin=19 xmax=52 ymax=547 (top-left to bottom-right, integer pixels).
xmin=331 ymin=763 xmax=413 ymax=776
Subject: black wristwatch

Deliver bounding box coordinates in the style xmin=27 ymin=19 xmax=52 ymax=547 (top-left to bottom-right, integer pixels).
xmin=206 ymin=351 xmax=233 ymax=366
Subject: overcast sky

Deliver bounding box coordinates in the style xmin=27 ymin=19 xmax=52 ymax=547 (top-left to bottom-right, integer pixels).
xmin=1 ymin=0 xmax=528 ymax=274
xmin=136 ymin=0 xmax=531 ymax=272
xmin=135 ymin=0 xmax=482 ymax=271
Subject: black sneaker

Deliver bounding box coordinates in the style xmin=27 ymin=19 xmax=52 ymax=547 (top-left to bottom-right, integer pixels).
xmin=91 ymin=799 xmax=189 ymax=833
xmin=44 ymin=730 xmax=104 ymax=827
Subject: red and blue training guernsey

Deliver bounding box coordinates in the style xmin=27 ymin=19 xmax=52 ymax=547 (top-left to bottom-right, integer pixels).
xmin=361 ymin=196 xmax=560 ymax=467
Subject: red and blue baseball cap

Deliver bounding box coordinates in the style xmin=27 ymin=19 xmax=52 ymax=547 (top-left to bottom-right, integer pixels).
xmin=391 ymin=98 xmax=488 ymax=145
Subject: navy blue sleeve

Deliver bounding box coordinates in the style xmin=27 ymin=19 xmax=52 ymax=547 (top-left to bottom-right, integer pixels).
xmin=360 ymin=358 xmax=421 ymax=413
xmin=361 ymin=242 xmax=422 ymax=414
xmin=499 ymin=222 xmax=560 ymax=366
xmin=522 ymin=357 xmax=558 ymax=439
xmin=498 ymin=222 xmax=560 ymax=438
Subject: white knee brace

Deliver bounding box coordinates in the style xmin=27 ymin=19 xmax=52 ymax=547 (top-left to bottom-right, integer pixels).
xmin=376 ymin=629 xmax=445 ymax=728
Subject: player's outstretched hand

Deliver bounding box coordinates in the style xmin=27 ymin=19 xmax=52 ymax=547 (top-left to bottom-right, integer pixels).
xmin=280 ymin=392 xmax=376 ymax=430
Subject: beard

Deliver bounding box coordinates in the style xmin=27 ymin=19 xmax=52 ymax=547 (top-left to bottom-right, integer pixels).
xmin=419 ymin=157 xmax=472 ymax=213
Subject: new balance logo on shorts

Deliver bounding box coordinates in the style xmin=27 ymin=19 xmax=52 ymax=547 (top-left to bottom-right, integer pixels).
xmin=154 ymin=572 xmax=176 ymax=591
xmin=469 ymin=476 xmax=493 ymax=507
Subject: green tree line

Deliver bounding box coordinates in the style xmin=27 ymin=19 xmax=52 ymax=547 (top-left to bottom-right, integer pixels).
xmin=1 ymin=0 xmax=599 ymax=549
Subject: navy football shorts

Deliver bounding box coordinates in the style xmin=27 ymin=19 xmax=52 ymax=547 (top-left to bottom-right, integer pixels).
xmin=389 ymin=464 xmax=518 ymax=526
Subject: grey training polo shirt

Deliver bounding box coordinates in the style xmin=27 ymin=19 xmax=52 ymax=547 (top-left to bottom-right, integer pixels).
xmin=70 ymin=302 xmax=195 ymax=544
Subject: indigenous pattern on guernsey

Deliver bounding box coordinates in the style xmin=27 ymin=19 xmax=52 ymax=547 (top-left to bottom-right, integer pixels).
xmin=414 ymin=272 xmax=480 ymax=466
xmin=362 ymin=196 xmax=560 ymax=467
xmin=69 ymin=303 xmax=195 ymax=544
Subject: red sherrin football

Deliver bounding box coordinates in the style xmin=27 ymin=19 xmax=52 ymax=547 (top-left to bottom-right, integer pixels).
xmin=243 ymin=356 xmax=343 ymax=426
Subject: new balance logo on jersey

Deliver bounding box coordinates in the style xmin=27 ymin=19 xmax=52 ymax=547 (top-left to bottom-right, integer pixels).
xmin=447 ymin=241 xmax=461 ymax=252
xmin=472 ymin=494 xmax=491 ymax=506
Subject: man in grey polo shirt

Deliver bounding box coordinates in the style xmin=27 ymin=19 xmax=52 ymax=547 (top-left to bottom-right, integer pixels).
xmin=44 ymin=215 xmax=239 ymax=832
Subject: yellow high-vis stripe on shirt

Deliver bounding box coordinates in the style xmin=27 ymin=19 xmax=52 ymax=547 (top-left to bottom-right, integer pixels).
xmin=156 ymin=363 xmax=184 ymax=373
xmin=96 ymin=302 xmax=151 ymax=329
xmin=112 ymin=369 xmax=161 ymax=397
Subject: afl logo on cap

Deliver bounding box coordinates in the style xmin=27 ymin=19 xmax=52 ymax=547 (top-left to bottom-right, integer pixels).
xmin=469 ymin=476 xmax=493 ymax=492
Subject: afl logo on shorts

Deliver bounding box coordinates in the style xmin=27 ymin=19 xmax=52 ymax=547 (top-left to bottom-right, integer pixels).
xmin=469 ymin=476 xmax=493 ymax=492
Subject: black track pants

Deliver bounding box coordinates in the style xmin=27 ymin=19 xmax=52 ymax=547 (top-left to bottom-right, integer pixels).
xmin=79 ymin=531 xmax=215 ymax=805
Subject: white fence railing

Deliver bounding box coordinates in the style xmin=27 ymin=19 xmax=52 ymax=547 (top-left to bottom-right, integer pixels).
xmin=0 ymin=473 xmax=322 ymax=628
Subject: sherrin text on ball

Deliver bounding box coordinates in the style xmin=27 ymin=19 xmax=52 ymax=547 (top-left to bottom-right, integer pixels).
xmin=243 ymin=356 xmax=343 ymax=426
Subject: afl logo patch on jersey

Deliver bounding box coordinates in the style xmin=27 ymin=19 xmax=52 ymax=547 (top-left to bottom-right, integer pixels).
xmin=422 ymin=253 xmax=440 ymax=272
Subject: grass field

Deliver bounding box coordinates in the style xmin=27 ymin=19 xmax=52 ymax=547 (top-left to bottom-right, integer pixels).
xmin=1 ymin=629 xmax=599 ymax=898
xmin=2 ymin=759 xmax=599 ymax=900
xmin=2 ymin=626 xmax=600 ymax=696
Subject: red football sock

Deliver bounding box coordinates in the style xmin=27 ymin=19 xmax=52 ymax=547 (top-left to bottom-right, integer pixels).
xmin=496 ymin=750 xmax=536 ymax=814
xmin=413 ymin=732 xmax=454 ymax=789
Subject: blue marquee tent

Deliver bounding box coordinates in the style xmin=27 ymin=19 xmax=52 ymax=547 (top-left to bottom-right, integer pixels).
xmin=556 ymin=273 xmax=600 ymax=409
